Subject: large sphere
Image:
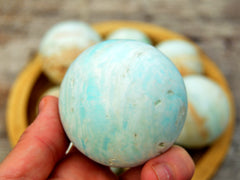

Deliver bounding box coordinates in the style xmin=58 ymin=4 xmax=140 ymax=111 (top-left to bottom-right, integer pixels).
xmin=59 ymin=40 xmax=187 ymax=167
xmin=176 ymin=75 xmax=230 ymax=148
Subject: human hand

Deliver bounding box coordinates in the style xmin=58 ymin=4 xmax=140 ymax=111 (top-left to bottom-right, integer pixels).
xmin=0 ymin=96 xmax=194 ymax=180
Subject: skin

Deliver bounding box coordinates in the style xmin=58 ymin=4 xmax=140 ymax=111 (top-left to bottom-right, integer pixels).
xmin=0 ymin=96 xmax=195 ymax=180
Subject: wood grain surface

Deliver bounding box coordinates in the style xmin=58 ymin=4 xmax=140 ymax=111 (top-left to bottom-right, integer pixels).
xmin=0 ymin=1 xmax=240 ymax=179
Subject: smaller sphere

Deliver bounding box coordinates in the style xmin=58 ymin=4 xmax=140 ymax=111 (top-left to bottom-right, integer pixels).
xmin=176 ymin=75 xmax=230 ymax=148
xmin=156 ymin=40 xmax=204 ymax=76
xmin=106 ymin=28 xmax=152 ymax=44
xmin=39 ymin=21 xmax=101 ymax=84
xmin=42 ymin=86 xmax=60 ymax=97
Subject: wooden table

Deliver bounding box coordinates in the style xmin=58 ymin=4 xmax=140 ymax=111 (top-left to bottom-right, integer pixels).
xmin=0 ymin=1 xmax=239 ymax=179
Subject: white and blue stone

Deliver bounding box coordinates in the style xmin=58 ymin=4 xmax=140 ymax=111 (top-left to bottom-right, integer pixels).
xmin=106 ymin=28 xmax=152 ymax=44
xmin=176 ymin=75 xmax=230 ymax=148
xmin=59 ymin=40 xmax=187 ymax=167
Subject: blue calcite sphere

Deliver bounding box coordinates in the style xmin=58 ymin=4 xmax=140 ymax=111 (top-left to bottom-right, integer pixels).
xmin=59 ymin=40 xmax=187 ymax=167
xmin=39 ymin=21 xmax=101 ymax=84
xmin=176 ymin=75 xmax=230 ymax=148
xmin=39 ymin=21 xmax=101 ymax=57
xmin=156 ymin=40 xmax=204 ymax=76
xmin=106 ymin=28 xmax=152 ymax=44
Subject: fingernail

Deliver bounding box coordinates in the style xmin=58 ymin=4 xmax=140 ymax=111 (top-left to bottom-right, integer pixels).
xmin=152 ymin=163 xmax=174 ymax=180
xmin=38 ymin=97 xmax=48 ymax=113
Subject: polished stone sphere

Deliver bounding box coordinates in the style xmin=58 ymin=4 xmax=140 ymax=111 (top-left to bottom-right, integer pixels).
xmin=176 ymin=75 xmax=230 ymax=148
xmin=59 ymin=40 xmax=187 ymax=167
xmin=39 ymin=21 xmax=101 ymax=84
xmin=106 ymin=28 xmax=152 ymax=44
xmin=156 ymin=39 xmax=204 ymax=76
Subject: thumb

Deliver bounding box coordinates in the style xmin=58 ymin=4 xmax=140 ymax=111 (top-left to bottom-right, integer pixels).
xmin=120 ymin=145 xmax=195 ymax=180
xmin=141 ymin=145 xmax=195 ymax=180
xmin=0 ymin=96 xmax=69 ymax=179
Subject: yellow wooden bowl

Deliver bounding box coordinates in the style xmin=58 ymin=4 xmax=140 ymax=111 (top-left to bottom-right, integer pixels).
xmin=6 ymin=21 xmax=235 ymax=180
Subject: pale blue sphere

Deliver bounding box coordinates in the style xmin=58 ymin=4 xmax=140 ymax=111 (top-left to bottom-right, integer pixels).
xmin=176 ymin=75 xmax=230 ymax=148
xmin=59 ymin=40 xmax=187 ymax=167
xmin=156 ymin=40 xmax=203 ymax=76
xmin=39 ymin=21 xmax=101 ymax=84
xmin=106 ymin=28 xmax=152 ymax=44
xmin=39 ymin=21 xmax=101 ymax=57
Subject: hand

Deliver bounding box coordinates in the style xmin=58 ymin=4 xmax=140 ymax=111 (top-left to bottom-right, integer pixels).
xmin=0 ymin=96 xmax=195 ymax=180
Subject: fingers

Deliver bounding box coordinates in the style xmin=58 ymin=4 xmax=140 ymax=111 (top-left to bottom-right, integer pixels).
xmin=0 ymin=96 xmax=194 ymax=180
xmin=141 ymin=145 xmax=195 ymax=180
xmin=0 ymin=96 xmax=69 ymax=179
xmin=50 ymin=147 xmax=117 ymax=180
xmin=121 ymin=145 xmax=195 ymax=180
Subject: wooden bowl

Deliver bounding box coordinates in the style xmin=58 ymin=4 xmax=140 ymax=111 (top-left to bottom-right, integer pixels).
xmin=6 ymin=21 xmax=235 ymax=180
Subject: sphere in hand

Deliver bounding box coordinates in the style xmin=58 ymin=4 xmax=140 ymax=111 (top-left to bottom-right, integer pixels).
xmin=59 ymin=40 xmax=187 ymax=167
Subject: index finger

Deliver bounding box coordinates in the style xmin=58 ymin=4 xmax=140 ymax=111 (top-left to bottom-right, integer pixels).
xmin=0 ymin=96 xmax=69 ymax=179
